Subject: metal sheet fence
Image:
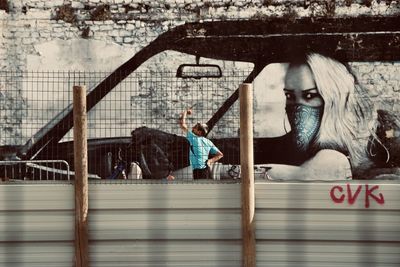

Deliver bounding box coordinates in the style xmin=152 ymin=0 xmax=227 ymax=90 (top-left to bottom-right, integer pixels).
xmin=0 ymin=182 xmax=398 ymax=267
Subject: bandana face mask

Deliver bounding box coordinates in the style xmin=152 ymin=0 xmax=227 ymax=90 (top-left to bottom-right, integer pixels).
xmin=285 ymin=104 xmax=323 ymax=153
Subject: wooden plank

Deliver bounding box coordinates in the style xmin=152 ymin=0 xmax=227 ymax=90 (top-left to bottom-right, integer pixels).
xmin=73 ymin=86 xmax=89 ymax=267
xmin=240 ymin=83 xmax=256 ymax=267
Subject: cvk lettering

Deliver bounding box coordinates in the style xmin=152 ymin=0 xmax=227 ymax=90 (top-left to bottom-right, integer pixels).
xmin=330 ymin=184 xmax=385 ymax=208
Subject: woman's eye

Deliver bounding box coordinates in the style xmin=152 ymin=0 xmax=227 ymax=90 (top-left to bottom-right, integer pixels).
xmin=285 ymin=93 xmax=292 ymax=99
xmin=304 ymin=93 xmax=319 ymax=100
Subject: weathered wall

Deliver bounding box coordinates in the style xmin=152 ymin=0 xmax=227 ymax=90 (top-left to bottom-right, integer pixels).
xmin=1 ymin=0 xmax=400 ymax=71
xmin=0 ymin=0 xmax=400 ymax=146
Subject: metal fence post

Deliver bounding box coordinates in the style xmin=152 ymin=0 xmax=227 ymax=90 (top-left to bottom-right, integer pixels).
xmin=73 ymin=85 xmax=89 ymax=267
xmin=240 ymin=83 xmax=256 ymax=267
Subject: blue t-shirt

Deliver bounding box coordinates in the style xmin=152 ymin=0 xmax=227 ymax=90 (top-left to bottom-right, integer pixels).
xmin=186 ymin=131 xmax=220 ymax=170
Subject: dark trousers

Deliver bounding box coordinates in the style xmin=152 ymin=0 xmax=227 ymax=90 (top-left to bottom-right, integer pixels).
xmin=193 ymin=166 xmax=211 ymax=179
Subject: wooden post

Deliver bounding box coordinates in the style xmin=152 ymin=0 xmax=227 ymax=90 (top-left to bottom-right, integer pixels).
xmin=240 ymin=83 xmax=256 ymax=267
xmin=73 ymin=85 xmax=89 ymax=267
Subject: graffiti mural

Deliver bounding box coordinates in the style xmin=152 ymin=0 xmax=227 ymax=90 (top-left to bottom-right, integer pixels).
xmin=1 ymin=18 xmax=399 ymax=181
xmin=250 ymin=53 xmax=400 ymax=181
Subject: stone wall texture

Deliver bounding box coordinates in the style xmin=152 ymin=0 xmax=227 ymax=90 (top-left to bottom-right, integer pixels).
xmin=0 ymin=0 xmax=400 ymax=145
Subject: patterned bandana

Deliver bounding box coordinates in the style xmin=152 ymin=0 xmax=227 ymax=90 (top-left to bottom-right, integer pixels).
xmin=285 ymin=104 xmax=323 ymax=153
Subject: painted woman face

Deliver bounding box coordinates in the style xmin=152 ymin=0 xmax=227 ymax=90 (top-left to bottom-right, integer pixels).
xmin=284 ymin=63 xmax=324 ymax=152
xmin=284 ymin=64 xmax=324 ymax=107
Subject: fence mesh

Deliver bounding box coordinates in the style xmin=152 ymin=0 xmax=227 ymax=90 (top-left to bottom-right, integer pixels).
xmin=0 ymin=70 xmax=252 ymax=182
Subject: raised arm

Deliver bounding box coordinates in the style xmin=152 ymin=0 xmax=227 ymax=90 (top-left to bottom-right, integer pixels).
xmin=179 ymin=109 xmax=190 ymax=133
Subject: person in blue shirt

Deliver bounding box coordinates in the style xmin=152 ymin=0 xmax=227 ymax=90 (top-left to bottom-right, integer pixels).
xmin=179 ymin=108 xmax=223 ymax=179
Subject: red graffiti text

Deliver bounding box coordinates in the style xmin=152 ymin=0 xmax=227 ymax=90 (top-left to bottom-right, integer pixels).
xmin=330 ymin=184 xmax=385 ymax=208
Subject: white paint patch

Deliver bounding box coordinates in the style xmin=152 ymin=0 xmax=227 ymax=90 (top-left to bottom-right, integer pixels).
xmin=253 ymin=63 xmax=288 ymax=137
xmin=27 ymin=38 xmax=134 ymax=71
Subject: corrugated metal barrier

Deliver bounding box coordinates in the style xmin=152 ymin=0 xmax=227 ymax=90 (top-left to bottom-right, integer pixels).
xmin=0 ymin=181 xmax=399 ymax=266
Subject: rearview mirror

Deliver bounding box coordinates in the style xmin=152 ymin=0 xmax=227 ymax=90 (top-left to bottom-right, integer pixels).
xmin=176 ymin=64 xmax=222 ymax=79
xmin=176 ymin=56 xmax=222 ymax=79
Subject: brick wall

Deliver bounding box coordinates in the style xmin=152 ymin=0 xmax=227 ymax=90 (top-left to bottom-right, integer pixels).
xmin=1 ymin=0 xmax=400 ymax=70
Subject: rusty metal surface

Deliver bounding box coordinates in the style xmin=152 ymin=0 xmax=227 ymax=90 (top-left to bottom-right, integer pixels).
xmin=170 ymin=17 xmax=400 ymax=62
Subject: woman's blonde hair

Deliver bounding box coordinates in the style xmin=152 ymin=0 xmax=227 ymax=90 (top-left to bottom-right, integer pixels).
xmin=304 ymin=53 xmax=377 ymax=167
